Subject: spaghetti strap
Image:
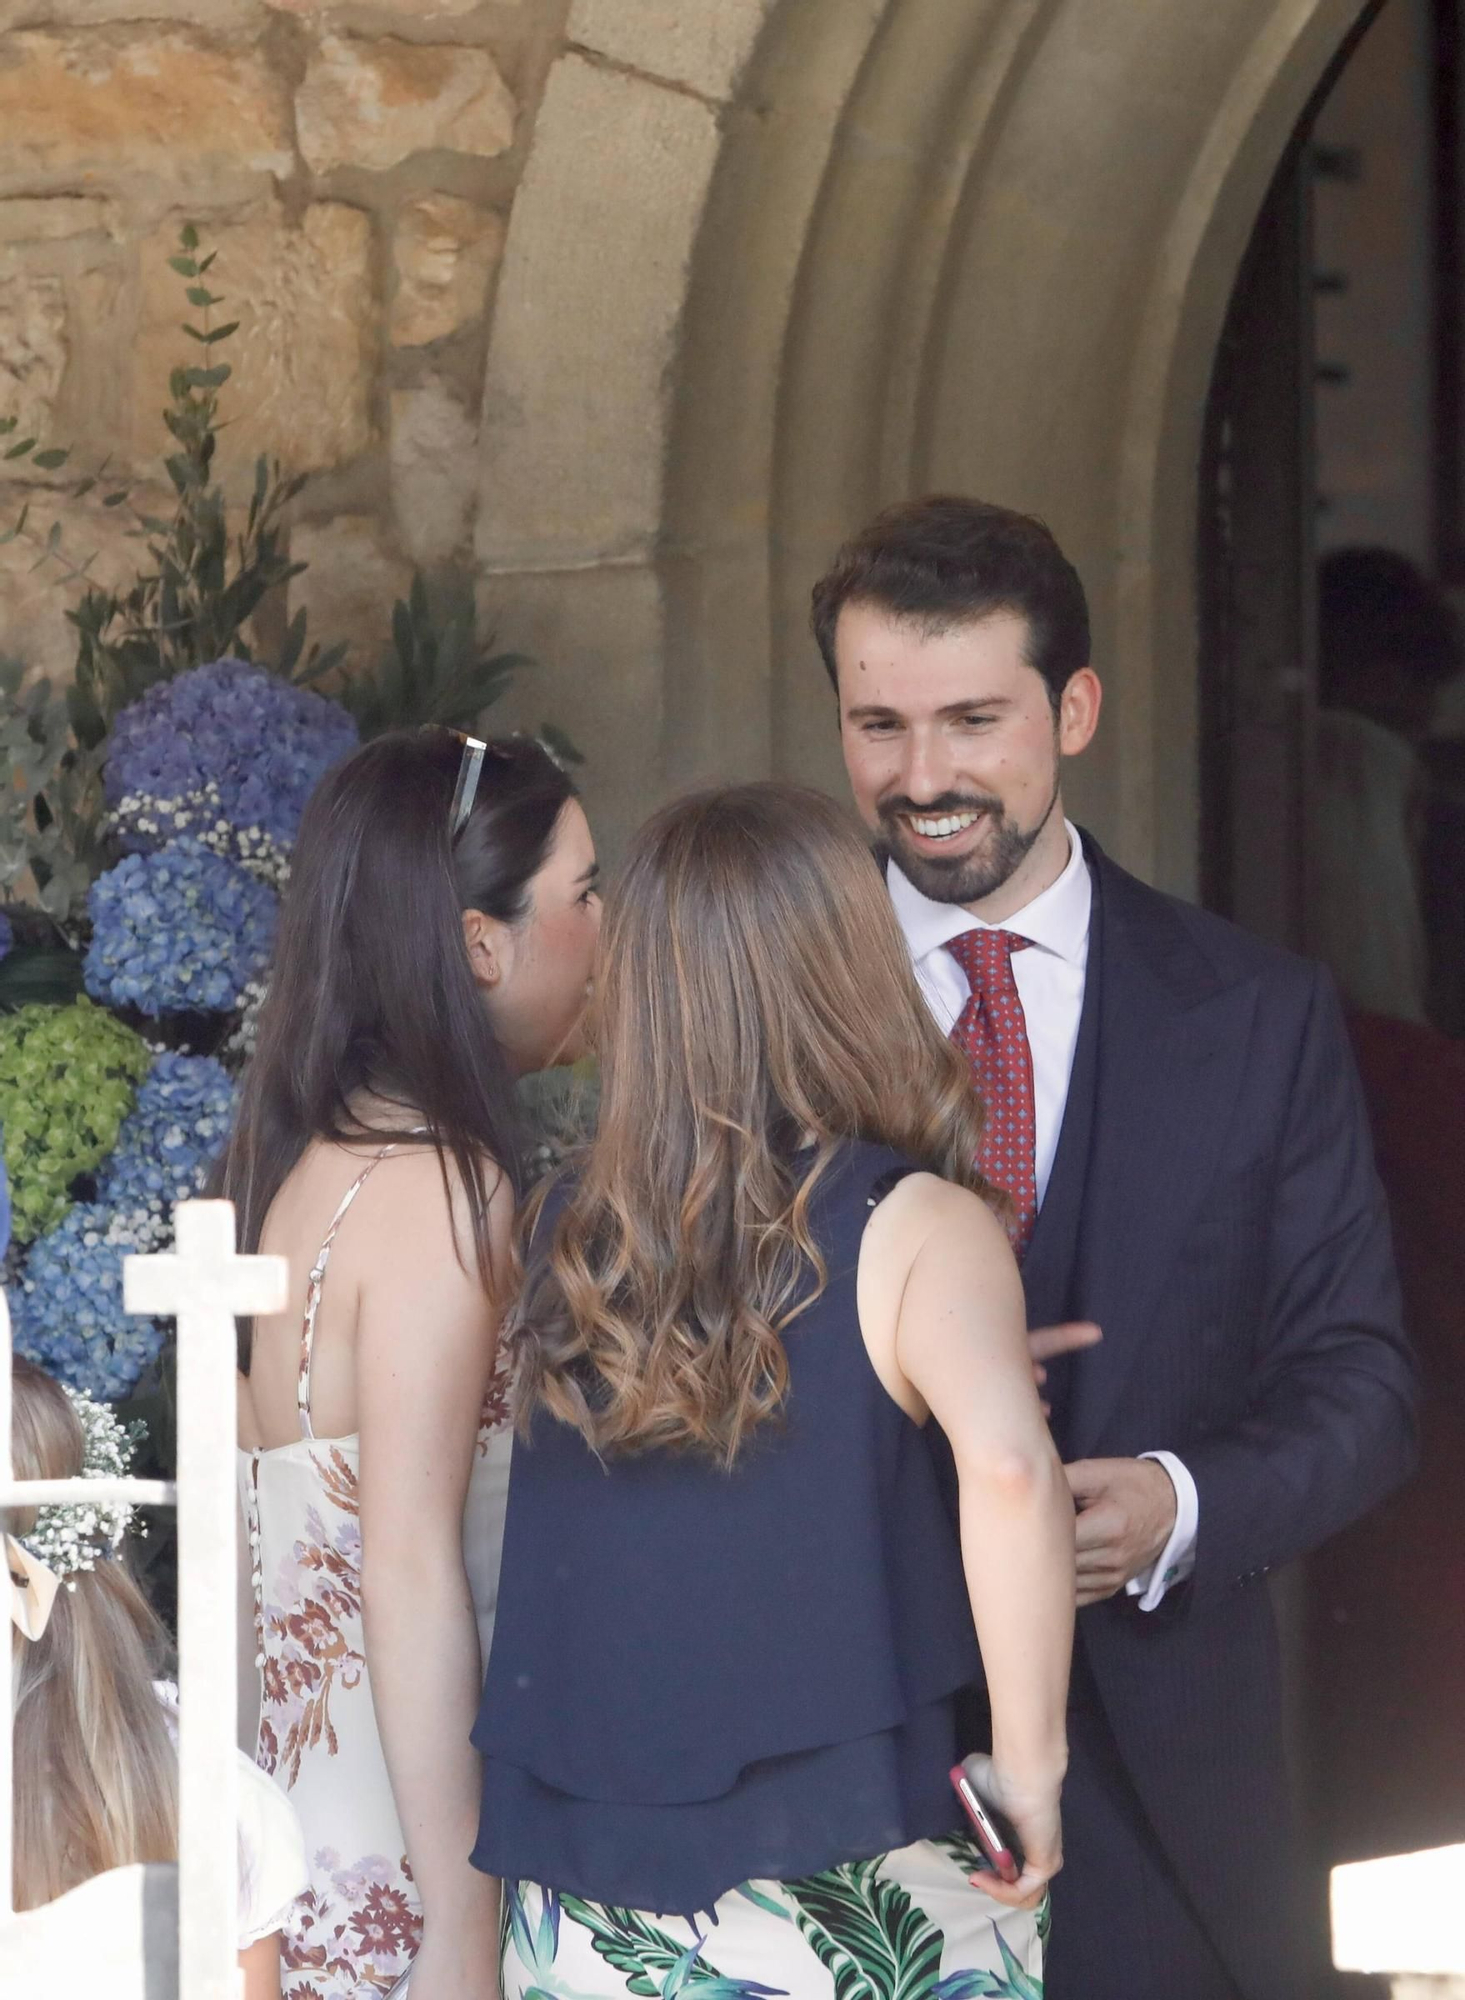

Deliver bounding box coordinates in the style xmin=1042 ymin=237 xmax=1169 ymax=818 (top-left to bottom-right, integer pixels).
xmin=296 ymin=1143 xmax=408 ymax=1440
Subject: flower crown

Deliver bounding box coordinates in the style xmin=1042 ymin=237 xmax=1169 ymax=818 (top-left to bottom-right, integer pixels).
xmin=13 ymin=1386 xmax=143 ymax=1586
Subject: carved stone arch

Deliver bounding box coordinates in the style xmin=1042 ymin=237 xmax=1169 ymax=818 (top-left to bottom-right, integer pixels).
xmin=662 ymin=0 xmax=1373 ymax=891
xmin=479 ymin=0 xmax=1371 ymax=880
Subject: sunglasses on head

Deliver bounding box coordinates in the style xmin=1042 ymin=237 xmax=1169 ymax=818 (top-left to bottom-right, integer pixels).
xmin=447 ymin=731 xmax=488 ymax=839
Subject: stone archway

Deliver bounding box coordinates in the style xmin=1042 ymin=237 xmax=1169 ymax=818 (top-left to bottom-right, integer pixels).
xmin=477 ymin=0 xmax=1372 ymax=885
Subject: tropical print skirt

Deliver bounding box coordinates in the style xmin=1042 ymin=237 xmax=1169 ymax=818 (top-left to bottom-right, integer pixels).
xmin=500 ymin=1834 xmax=1045 ymax=1999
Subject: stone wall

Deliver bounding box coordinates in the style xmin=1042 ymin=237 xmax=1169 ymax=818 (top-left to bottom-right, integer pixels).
xmin=0 ymin=0 xmax=1378 ymax=874
xmin=0 ymin=0 xmax=566 ymax=725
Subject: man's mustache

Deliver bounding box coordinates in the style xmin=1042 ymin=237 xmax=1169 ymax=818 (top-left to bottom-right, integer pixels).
xmin=878 ymin=794 xmax=1004 ymax=822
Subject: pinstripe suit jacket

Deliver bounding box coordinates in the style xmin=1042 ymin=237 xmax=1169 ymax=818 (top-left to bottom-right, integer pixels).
xmin=1030 ymin=836 xmax=1418 ymax=1996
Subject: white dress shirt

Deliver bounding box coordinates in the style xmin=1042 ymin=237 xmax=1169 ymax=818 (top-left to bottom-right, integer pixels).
xmin=888 ymin=822 xmax=1197 ymax=1607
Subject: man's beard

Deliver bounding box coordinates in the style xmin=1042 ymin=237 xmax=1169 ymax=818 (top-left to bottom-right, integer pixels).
xmin=879 ymin=780 xmax=1060 ymax=906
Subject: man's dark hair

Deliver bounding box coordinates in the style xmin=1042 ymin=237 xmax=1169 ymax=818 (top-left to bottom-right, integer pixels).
xmin=810 ymin=495 xmax=1091 ymax=710
xmin=1318 ymin=546 xmax=1463 ymax=701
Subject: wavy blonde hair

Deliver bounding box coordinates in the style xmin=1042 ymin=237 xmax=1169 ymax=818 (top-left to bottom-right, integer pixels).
xmin=6 ymin=1359 xmax=178 ymax=1911
xmin=515 ymin=782 xmax=991 ymax=1464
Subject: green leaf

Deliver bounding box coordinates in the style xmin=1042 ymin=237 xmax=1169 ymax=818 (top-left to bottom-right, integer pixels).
xmin=198 ymin=250 xmax=218 ymax=274
xmin=32 ymin=447 xmax=69 ymax=471
xmin=168 ymin=255 xmax=199 ymax=278
xmin=3 ymin=438 xmax=36 ymax=460
xmin=182 ymin=322 xmax=210 ymax=344
xmin=277 ymin=607 xmax=307 ymax=675
xmin=292 ymin=637 xmax=348 ymax=687
xmin=786 ymin=1859 xmax=945 ymax=2000
xmin=202 ymin=319 xmax=240 ymax=345
xmin=102 ymin=489 xmax=129 ymax=508
xmin=45 ymin=521 xmax=61 ymax=552
xmin=0 ymin=945 xmax=86 ymax=1012
xmin=180 ymin=222 xmax=200 ymax=251
xmin=185 ymin=286 xmax=221 ymax=309
xmin=392 ymin=598 xmax=415 ymax=667
xmin=557 ymin=1898 xmax=723 ymax=1999
xmin=183 ymin=364 xmax=231 ymax=390
xmin=537 ymin=721 xmax=583 ymax=767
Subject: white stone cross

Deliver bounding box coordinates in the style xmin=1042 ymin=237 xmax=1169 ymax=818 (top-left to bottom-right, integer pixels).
xmin=123 ymin=1200 xmax=287 ymax=2000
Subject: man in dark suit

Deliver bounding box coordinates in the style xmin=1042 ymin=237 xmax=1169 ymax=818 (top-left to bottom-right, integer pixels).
xmin=811 ymin=496 xmax=1419 ymax=2000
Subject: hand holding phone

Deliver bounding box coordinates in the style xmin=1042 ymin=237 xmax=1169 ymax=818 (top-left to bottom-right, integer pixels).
xmin=951 ymin=1752 xmax=1064 ymax=1911
xmin=950 ymin=1759 xmax=1022 ymax=1885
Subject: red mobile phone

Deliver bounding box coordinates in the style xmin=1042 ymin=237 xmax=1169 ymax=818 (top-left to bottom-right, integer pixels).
xmin=949 ymin=1763 xmax=1021 ymax=1885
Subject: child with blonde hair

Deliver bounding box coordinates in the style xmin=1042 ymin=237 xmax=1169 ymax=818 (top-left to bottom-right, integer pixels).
xmin=6 ymin=1355 xmax=306 ymax=1999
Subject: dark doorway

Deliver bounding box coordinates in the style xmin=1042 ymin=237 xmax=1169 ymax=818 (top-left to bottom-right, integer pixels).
xmin=1199 ymin=1 xmax=1465 ymax=1992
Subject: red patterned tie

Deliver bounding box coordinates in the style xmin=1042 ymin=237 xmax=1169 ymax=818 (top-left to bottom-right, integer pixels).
xmin=945 ymin=929 xmax=1037 ymax=1257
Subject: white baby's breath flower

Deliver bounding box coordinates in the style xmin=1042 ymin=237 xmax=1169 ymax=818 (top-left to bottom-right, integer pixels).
xmin=17 ymin=1387 xmax=144 ymax=1584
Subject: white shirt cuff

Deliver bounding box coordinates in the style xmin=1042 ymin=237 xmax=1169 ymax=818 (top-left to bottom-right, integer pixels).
xmin=1124 ymin=1451 xmax=1198 ymax=1611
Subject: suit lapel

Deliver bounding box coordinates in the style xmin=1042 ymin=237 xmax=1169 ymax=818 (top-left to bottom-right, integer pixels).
xmin=1067 ymin=848 xmax=1259 ymax=1458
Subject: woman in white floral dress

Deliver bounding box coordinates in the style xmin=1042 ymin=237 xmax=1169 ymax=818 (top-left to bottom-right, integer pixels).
xmin=226 ymin=730 xmax=601 ymax=2000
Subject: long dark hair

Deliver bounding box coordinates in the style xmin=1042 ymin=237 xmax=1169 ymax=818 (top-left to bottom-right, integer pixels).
xmin=218 ymin=729 xmax=576 ymax=1327
xmin=516 ymin=783 xmax=989 ymax=1465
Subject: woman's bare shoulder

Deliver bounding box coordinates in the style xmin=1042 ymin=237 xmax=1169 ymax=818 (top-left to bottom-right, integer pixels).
xmin=345 ymin=1142 xmax=513 ymax=1287
xmin=864 ymin=1169 xmax=1012 ymax=1262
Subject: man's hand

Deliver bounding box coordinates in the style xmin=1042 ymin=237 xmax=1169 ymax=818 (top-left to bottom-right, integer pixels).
xmin=1028 ymin=1321 xmax=1102 ymax=1414
xmin=1066 ymin=1457 xmax=1177 ymax=1607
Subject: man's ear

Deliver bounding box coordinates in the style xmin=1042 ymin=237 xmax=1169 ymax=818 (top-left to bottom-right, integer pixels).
xmin=462 ymin=907 xmax=514 ymax=993
xmin=1058 ymin=667 xmax=1102 ymax=757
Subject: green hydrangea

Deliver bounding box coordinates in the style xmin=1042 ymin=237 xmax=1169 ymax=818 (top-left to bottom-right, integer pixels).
xmin=0 ymin=997 xmax=151 ymax=1245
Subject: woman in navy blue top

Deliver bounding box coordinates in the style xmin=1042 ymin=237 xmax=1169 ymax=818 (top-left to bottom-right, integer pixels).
xmin=474 ymin=784 xmax=1073 ymax=1998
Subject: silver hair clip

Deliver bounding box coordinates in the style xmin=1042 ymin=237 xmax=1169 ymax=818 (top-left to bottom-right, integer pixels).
xmin=449 ymin=734 xmax=488 ymax=839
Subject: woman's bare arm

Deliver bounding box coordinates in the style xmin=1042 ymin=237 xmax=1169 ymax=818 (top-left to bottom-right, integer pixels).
xmin=238 ymin=1934 xmax=282 ymax=2000
xmin=860 ymin=1173 xmax=1073 ymax=1905
xmin=356 ymin=1153 xmax=510 ymax=1998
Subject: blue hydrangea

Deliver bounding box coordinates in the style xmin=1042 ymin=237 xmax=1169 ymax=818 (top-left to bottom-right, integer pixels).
xmin=11 ymin=1055 xmax=238 ymax=1402
xmin=11 ymin=1201 xmax=170 ymax=1401
xmin=84 ymin=839 xmax=278 ymax=1016
xmin=0 ymin=912 xmax=13 ymax=963
xmin=105 ymin=657 xmax=357 ymax=850
xmin=98 ymin=1053 xmax=236 ymax=1211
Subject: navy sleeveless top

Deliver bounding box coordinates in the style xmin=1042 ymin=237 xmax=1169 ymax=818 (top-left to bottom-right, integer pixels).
xmin=471 ymin=1140 xmax=981 ymax=1913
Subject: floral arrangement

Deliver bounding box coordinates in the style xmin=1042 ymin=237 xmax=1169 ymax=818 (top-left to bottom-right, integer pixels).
xmin=0 ymin=998 xmax=152 ymax=1245
xmin=3 ymin=654 xmax=354 ymax=1398
xmin=14 ymin=1384 xmax=145 ymax=1586
xmin=13 ymin=1050 xmax=246 ymax=1400
xmin=0 ymin=227 xmax=559 ymax=1446
xmin=104 ymin=658 xmax=358 ymax=863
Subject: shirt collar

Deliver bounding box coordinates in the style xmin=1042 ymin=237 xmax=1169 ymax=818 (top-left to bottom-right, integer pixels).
xmin=887 ymin=820 xmax=1091 ymax=967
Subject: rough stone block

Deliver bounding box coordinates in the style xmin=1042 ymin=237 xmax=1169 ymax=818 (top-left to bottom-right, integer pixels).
xmin=0 ymin=270 xmax=68 ymax=435
xmin=567 ymin=0 xmax=774 ymax=101
xmin=390 ymin=379 xmax=477 ymax=563
xmin=133 ymin=201 xmax=375 ymax=483
xmin=287 ymin=514 xmax=412 ymax=671
xmin=0 ymin=196 xmax=112 ymax=244
xmin=0 ymin=0 xmax=258 ymax=22
xmin=296 ymin=34 xmax=516 ymax=175
xmin=476 ymin=51 xmax=720 ymax=568
xmin=0 ymin=30 xmax=292 ymax=179
xmin=266 ymin=0 xmax=484 ymax=13
xmin=475 ymin=561 xmax=664 ymax=868
xmin=391 ymin=193 xmax=503 ymax=347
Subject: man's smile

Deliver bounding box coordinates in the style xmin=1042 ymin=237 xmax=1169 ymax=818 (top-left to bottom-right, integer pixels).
xmin=904 ymin=809 xmax=984 ymax=842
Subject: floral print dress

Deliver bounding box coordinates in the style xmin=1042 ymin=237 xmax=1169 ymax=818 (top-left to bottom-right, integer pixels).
xmin=499 ymin=1835 xmax=1047 ymax=1999
xmin=240 ymin=1145 xmax=513 ymax=2000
